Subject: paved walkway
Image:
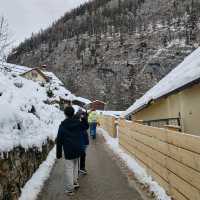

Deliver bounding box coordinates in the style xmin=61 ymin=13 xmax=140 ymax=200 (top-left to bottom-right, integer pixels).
xmin=37 ymin=135 xmax=143 ymax=200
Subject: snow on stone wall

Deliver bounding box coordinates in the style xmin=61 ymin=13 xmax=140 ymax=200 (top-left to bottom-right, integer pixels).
xmin=0 ymin=67 xmax=64 ymax=153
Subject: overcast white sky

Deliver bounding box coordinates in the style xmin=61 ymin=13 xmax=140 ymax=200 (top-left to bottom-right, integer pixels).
xmin=0 ymin=0 xmax=89 ymax=46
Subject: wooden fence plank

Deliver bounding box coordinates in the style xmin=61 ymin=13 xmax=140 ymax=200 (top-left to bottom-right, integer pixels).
xmin=120 ymin=133 xmax=191 ymax=200
xmin=99 ymin=116 xmax=117 ymax=138
xmin=120 ymin=126 xmax=200 ymax=173
xmin=166 ymin=130 xmax=200 ymax=154
xmin=119 ymin=119 xmax=200 ymax=154
xmin=168 ymin=171 xmax=200 ymax=200
xmin=171 ymin=188 xmax=189 ymax=200
xmin=110 ymin=119 xmax=200 ymax=200
xmin=120 ymin=128 xmax=200 ymax=191
xmin=120 ymin=136 xmax=200 ymax=200
xmin=167 ymin=144 xmax=200 ymax=173
xmin=166 ymin=156 xmax=200 ymax=191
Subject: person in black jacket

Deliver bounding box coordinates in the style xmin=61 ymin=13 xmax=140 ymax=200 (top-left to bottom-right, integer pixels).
xmin=75 ymin=110 xmax=89 ymax=175
xmin=56 ymin=106 xmax=89 ymax=196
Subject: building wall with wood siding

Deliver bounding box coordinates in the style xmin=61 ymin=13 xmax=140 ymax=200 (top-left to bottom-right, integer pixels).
xmin=89 ymin=101 xmax=105 ymax=110
xmin=134 ymin=83 xmax=200 ymax=136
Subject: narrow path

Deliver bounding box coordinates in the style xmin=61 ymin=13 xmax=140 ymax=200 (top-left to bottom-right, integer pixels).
xmin=37 ymin=135 xmax=143 ymax=200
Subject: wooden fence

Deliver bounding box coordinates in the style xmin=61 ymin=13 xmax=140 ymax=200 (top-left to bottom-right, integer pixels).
xmin=119 ymin=119 xmax=200 ymax=200
xmin=99 ymin=115 xmax=117 ymax=138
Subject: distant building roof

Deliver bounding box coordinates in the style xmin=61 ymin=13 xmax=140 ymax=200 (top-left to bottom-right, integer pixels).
xmin=2 ymin=62 xmax=64 ymax=85
xmin=21 ymin=68 xmax=50 ymax=82
xmin=73 ymin=97 xmax=91 ymax=105
xmin=89 ymin=100 xmax=106 ymax=104
xmin=1 ymin=62 xmax=31 ymax=74
xmin=97 ymin=110 xmax=123 ymax=117
xmin=123 ymin=47 xmax=200 ymax=117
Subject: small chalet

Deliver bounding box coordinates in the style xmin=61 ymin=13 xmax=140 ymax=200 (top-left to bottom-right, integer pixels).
xmin=2 ymin=63 xmax=50 ymax=84
xmin=123 ymin=47 xmax=200 ymax=136
xmin=21 ymin=68 xmax=49 ymax=83
xmin=87 ymin=100 xmax=106 ymax=110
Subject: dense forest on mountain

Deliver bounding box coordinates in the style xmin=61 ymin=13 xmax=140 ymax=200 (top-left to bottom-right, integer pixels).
xmin=8 ymin=0 xmax=200 ymax=109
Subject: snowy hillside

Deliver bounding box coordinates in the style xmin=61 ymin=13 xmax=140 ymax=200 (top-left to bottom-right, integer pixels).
xmin=0 ymin=68 xmax=65 ymax=153
xmin=7 ymin=0 xmax=199 ymax=110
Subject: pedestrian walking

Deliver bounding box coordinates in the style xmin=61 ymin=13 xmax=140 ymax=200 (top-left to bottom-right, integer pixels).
xmin=74 ymin=109 xmax=89 ymax=175
xmin=79 ymin=111 xmax=89 ymax=174
xmin=56 ymin=106 xmax=89 ymax=196
xmin=88 ymin=108 xmax=99 ymax=139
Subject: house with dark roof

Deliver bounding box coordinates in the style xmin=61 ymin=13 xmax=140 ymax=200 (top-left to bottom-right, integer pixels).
xmin=123 ymin=47 xmax=200 ymax=136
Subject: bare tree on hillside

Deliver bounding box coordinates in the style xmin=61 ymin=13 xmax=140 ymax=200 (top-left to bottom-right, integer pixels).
xmin=0 ymin=16 xmax=10 ymax=61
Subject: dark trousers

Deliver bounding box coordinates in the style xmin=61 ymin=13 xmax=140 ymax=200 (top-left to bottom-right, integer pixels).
xmin=90 ymin=122 xmax=97 ymax=139
xmin=80 ymin=151 xmax=86 ymax=170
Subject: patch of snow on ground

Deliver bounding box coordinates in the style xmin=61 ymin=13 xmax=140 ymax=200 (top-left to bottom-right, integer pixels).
xmin=19 ymin=147 xmax=56 ymax=200
xmin=98 ymin=128 xmax=171 ymax=200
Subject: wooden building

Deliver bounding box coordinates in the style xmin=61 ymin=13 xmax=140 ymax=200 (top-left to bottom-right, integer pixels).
xmin=20 ymin=68 xmax=49 ymax=83
xmin=87 ymin=100 xmax=106 ymax=110
xmin=124 ymin=47 xmax=200 ymax=136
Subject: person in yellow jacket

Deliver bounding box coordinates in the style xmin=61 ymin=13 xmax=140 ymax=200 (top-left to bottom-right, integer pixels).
xmin=88 ymin=108 xmax=99 ymax=139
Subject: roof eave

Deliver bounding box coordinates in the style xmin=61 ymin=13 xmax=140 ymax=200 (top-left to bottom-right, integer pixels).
xmin=126 ymin=77 xmax=200 ymax=117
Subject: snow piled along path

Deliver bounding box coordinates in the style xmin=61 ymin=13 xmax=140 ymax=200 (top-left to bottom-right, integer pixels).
xmin=0 ymin=69 xmax=64 ymax=153
xmin=19 ymin=147 xmax=56 ymax=200
xmin=98 ymin=128 xmax=171 ymax=200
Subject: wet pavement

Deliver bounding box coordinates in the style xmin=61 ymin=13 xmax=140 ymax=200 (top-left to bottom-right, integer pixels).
xmin=37 ymin=135 xmax=143 ymax=200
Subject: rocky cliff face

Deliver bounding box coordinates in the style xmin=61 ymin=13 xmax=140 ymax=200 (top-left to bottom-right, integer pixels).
xmin=7 ymin=0 xmax=200 ymax=110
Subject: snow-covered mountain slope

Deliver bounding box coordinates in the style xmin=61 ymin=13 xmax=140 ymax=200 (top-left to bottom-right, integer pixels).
xmin=7 ymin=0 xmax=199 ymax=110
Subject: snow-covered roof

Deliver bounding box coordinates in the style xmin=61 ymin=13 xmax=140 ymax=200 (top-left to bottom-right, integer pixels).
xmin=1 ymin=62 xmax=63 ymax=85
xmin=73 ymin=96 xmax=91 ymax=105
xmin=1 ymin=62 xmax=31 ymax=74
xmin=97 ymin=110 xmax=123 ymax=118
xmin=89 ymin=100 xmax=106 ymax=104
xmin=21 ymin=68 xmax=50 ymax=81
xmin=123 ymin=47 xmax=200 ymax=117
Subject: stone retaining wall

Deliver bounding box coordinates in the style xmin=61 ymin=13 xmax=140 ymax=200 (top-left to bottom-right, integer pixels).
xmin=0 ymin=139 xmax=54 ymax=200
